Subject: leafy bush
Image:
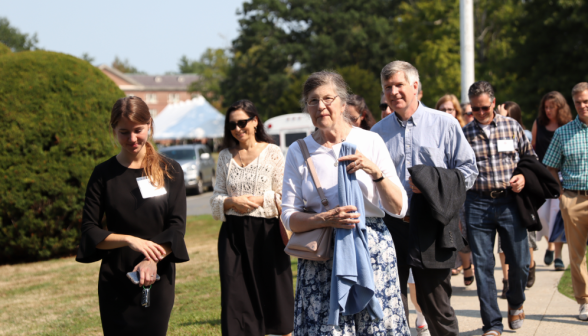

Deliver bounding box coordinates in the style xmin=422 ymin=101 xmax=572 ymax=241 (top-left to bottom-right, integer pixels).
xmin=0 ymin=42 xmax=10 ymax=56
xmin=0 ymin=51 xmax=123 ymax=263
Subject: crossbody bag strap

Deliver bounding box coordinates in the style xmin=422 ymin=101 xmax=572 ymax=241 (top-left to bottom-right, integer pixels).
xmin=296 ymin=139 xmax=330 ymax=210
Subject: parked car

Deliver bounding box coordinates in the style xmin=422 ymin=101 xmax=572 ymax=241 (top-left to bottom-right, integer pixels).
xmin=264 ymin=113 xmax=315 ymax=157
xmin=159 ymin=144 xmax=215 ymax=194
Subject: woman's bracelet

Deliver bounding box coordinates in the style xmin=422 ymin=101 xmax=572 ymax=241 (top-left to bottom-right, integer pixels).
xmin=372 ymin=173 xmax=385 ymax=183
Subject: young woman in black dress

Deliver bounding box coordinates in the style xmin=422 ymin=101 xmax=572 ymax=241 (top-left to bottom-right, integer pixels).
xmin=210 ymin=100 xmax=294 ymax=336
xmin=76 ymin=96 xmax=189 ymax=335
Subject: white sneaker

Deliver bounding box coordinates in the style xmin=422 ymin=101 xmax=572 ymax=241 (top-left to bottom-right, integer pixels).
xmin=415 ymin=318 xmax=431 ymax=336
xmin=580 ymin=303 xmax=588 ymax=321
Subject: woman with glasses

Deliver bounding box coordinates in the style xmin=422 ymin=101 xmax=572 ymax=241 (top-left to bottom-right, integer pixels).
xmin=435 ymin=94 xmax=466 ymax=127
xmin=210 ymin=100 xmax=294 ymax=336
xmin=380 ymin=93 xmax=393 ymax=120
xmin=281 ymin=71 xmax=410 ymax=335
xmin=346 ymin=94 xmax=377 ymax=130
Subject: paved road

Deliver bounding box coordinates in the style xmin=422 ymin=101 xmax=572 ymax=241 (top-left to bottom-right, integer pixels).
xmin=186 ymin=191 xmax=213 ymax=216
xmin=407 ymin=237 xmax=585 ymax=335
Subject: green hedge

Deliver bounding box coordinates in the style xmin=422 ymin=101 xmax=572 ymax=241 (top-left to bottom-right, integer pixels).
xmin=0 ymin=51 xmax=123 ymax=263
xmin=0 ymin=42 xmax=11 ymax=56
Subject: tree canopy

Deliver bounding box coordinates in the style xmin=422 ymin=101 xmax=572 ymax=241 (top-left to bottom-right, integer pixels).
xmin=0 ymin=17 xmax=38 ymax=52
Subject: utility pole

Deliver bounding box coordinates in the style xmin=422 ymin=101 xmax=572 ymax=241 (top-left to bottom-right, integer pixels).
xmin=460 ymin=0 xmax=475 ymax=103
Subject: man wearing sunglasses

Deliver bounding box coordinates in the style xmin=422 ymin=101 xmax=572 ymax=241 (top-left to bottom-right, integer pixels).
xmin=462 ymin=81 xmax=536 ymax=336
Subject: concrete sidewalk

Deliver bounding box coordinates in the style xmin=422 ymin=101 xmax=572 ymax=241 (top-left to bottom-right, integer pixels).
xmin=407 ymin=237 xmax=587 ymax=335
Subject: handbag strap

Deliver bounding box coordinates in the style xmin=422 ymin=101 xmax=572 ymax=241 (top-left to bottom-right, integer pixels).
xmin=296 ymin=139 xmax=330 ymax=210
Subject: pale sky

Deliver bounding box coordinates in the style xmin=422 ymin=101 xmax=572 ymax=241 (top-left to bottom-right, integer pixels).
xmin=0 ymin=0 xmax=245 ymax=74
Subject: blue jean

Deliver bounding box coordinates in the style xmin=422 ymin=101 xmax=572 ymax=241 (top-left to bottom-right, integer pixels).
xmin=465 ymin=192 xmax=530 ymax=333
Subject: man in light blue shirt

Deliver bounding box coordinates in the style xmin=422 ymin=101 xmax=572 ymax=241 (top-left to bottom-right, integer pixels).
xmin=371 ymin=61 xmax=478 ymax=336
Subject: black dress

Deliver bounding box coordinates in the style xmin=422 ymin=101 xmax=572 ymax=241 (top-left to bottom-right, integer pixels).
xmin=76 ymin=156 xmax=189 ymax=336
xmin=535 ymin=120 xmax=555 ymax=162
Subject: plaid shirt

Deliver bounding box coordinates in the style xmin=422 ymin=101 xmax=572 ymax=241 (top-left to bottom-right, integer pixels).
xmin=462 ymin=113 xmax=535 ymax=191
xmin=543 ymin=116 xmax=588 ymax=190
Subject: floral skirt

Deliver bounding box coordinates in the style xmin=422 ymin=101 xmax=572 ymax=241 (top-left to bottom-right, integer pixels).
xmin=293 ymin=217 xmax=410 ymax=336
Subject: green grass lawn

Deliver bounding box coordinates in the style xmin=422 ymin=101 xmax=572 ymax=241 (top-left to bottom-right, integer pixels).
xmin=0 ymin=215 xmax=298 ymax=336
xmin=558 ymin=249 xmax=588 ymax=301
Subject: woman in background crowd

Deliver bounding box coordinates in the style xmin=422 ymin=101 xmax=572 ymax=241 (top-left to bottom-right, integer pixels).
xmin=380 ymin=92 xmax=393 ymax=120
xmin=435 ymin=94 xmax=466 ymax=127
xmin=210 ymin=100 xmax=294 ymax=336
xmin=282 ymin=71 xmax=409 ymax=335
xmin=532 ymin=92 xmax=573 ymax=271
xmin=462 ymin=102 xmax=474 ymax=124
xmin=495 ymin=101 xmax=540 ymax=296
xmin=346 ymin=94 xmax=377 ymax=130
xmin=76 ymin=96 xmax=189 ymax=335
xmin=435 ymin=94 xmax=473 ymax=286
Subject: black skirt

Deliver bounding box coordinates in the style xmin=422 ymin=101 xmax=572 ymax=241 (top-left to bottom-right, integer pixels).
xmin=218 ymin=215 xmax=294 ymax=336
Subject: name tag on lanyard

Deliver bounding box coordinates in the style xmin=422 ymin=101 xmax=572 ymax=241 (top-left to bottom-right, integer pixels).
xmin=497 ymin=139 xmax=515 ymax=152
xmin=136 ymin=177 xmax=167 ymax=199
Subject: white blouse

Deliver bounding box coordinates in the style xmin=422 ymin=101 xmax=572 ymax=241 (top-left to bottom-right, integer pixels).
xmin=210 ymin=144 xmax=284 ymax=222
xmin=281 ymin=127 xmax=408 ymax=231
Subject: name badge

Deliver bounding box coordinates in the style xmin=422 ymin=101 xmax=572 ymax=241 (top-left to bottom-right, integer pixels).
xmin=497 ymin=139 xmax=515 ymax=152
xmin=136 ymin=177 xmax=167 ymax=199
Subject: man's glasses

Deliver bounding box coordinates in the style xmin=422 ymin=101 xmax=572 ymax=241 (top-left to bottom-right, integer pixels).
xmin=471 ymin=105 xmax=492 ymax=112
xmin=228 ymin=116 xmax=254 ymax=130
xmin=379 ymin=103 xmax=389 ymax=112
xmin=307 ymin=95 xmax=338 ymax=107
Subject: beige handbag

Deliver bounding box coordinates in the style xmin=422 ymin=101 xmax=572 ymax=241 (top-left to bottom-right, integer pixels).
xmin=283 ymin=139 xmax=334 ymax=261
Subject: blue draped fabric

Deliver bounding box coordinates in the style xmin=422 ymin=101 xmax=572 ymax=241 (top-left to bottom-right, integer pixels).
xmin=328 ymin=142 xmax=384 ymax=326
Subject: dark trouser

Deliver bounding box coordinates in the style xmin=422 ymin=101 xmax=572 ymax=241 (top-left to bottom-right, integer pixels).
xmin=384 ymin=215 xmax=459 ymax=336
xmin=465 ymin=192 xmax=529 ymax=334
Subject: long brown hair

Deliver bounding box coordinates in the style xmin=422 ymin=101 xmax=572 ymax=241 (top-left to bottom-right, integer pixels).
xmin=435 ymin=94 xmax=465 ymax=127
xmin=503 ymin=101 xmax=525 ymax=129
xmin=110 ymin=96 xmax=172 ymax=187
xmin=537 ymin=91 xmax=573 ymax=127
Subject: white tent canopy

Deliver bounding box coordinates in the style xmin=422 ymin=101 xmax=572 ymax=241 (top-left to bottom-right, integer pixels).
xmin=153 ymin=96 xmax=225 ymax=140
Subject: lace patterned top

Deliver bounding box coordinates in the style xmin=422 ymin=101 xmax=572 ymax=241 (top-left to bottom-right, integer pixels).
xmin=210 ymin=144 xmax=284 ymax=222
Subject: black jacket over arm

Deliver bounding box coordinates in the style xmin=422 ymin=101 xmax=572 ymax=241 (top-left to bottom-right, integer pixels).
xmin=512 ymin=155 xmax=560 ymax=231
xmin=408 ymin=165 xmax=467 ymax=269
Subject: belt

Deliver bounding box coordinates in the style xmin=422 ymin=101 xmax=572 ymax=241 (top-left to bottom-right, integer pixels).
xmin=469 ymin=189 xmax=511 ymax=198
xmin=565 ymin=189 xmax=588 ymax=196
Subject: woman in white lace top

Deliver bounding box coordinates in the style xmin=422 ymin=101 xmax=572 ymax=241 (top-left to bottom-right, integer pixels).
xmin=210 ymin=100 xmax=293 ymax=336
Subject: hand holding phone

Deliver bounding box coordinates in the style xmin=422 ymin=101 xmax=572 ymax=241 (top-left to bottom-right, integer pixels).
xmin=127 ymin=271 xmax=160 ymax=285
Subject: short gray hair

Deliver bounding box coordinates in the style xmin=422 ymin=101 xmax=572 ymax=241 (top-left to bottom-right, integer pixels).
xmin=380 ymin=61 xmax=420 ymax=89
xmin=468 ymin=81 xmax=495 ymax=101
xmin=301 ymin=70 xmax=350 ymax=116
xmin=572 ymin=82 xmax=588 ymax=97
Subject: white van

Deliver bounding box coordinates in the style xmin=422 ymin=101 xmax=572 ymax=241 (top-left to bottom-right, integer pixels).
xmin=264 ymin=113 xmax=315 ymax=156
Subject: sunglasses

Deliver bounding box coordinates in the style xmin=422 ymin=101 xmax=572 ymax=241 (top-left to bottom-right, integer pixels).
xmin=379 ymin=103 xmax=389 ymax=111
xmin=228 ymin=116 xmax=254 ymax=130
xmin=465 ymin=112 xmax=473 ymax=116
xmin=471 ymin=105 xmax=493 ymax=112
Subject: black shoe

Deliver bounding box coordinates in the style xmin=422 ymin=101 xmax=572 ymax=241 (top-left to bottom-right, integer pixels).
xmin=544 ymin=250 xmax=554 ymax=266
xmin=501 ymin=279 xmax=509 ymax=299
xmin=463 ymin=264 xmax=475 ymax=286
xmin=527 ymin=262 xmax=536 ymax=288
xmin=554 ymin=258 xmax=566 ymax=271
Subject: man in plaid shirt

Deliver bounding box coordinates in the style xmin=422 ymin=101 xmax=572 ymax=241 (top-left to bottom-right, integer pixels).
xmin=462 ymin=81 xmax=535 ymax=336
xmin=543 ymin=82 xmax=588 ymax=321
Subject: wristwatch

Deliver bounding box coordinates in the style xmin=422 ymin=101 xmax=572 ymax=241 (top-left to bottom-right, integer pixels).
xmin=372 ymin=173 xmax=385 ymax=183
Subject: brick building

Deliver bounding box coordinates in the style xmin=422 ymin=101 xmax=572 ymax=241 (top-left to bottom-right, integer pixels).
xmin=98 ymin=64 xmax=199 ymax=116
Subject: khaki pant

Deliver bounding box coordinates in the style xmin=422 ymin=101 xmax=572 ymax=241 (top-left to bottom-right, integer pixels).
xmin=560 ymin=190 xmax=588 ymax=304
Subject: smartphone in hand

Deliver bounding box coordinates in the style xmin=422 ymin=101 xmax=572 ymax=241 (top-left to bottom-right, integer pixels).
xmin=126 ymin=271 xmax=160 ymax=285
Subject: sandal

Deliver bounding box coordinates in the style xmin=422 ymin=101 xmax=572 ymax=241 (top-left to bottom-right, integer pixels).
xmin=463 ymin=264 xmax=474 ymax=286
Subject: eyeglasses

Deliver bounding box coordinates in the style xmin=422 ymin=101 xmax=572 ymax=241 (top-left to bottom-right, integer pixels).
xmin=471 ymin=105 xmax=493 ymax=112
xmin=465 ymin=112 xmax=473 ymax=116
xmin=379 ymin=103 xmax=389 ymax=111
xmin=307 ymin=95 xmax=338 ymax=107
xmin=228 ymin=116 xmax=254 ymax=130
xmin=349 ymin=115 xmax=361 ymax=123
xmin=439 ymin=108 xmax=456 ymax=113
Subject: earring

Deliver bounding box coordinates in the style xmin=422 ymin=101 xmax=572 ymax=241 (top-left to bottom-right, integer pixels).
xmin=254 ymin=126 xmax=257 ymax=132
